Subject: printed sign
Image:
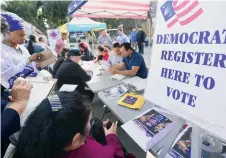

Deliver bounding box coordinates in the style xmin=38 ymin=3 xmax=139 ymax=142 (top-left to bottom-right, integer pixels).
xmin=145 ymin=1 xmax=226 ymax=140
xmin=47 ymin=29 xmax=61 ymax=54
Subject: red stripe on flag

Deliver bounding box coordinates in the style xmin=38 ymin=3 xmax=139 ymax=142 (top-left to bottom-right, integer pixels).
xmin=180 ymin=8 xmax=203 ymax=25
xmin=173 ymin=0 xmax=190 ymax=12
xmin=90 ymin=0 xmax=150 ymax=8
xmin=167 ymin=18 xmax=178 ymax=28
xmin=82 ymin=6 xmax=149 ymax=12
xmin=73 ymin=14 xmax=147 ymax=19
xmin=177 ymin=1 xmax=199 ymax=18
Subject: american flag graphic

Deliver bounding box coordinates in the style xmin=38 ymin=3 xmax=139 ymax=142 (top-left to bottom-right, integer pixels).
xmin=160 ymin=0 xmax=203 ymax=28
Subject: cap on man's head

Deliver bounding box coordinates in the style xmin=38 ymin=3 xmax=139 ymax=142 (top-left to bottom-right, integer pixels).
xmin=67 ymin=49 xmax=81 ymax=58
xmin=138 ymin=25 xmax=142 ymax=28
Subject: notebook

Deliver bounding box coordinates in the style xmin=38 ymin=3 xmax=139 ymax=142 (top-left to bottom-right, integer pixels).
xmin=117 ymin=93 xmax=145 ymax=110
xmin=122 ymin=109 xmax=175 ymax=151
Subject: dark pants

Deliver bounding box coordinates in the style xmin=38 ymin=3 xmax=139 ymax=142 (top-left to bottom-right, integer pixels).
xmin=137 ymin=42 xmax=144 ymax=55
xmin=76 ymin=85 xmax=95 ymax=102
xmin=78 ymin=88 xmax=95 ymax=102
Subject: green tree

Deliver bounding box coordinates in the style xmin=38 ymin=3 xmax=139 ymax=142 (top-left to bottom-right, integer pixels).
xmin=1 ymin=0 xmax=70 ymax=33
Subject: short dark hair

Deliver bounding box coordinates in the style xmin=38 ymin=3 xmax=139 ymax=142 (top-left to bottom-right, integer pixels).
xmin=61 ymin=48 xmax=69 ymax=57
xmin=113 ymin=42 xmax=120 ymax=48
xmin=120 ymin=42 xmax=133 ymax=50
xmin=38 ymin=35 xmax=46 ymax=42
xmin=118 ymin=28 xmax=123 ymax=32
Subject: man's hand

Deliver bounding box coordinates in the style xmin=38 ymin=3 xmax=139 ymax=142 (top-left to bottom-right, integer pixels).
xmin=8 ymin=79 xmax=33 ymax=115
xmin=110 ymin=69 xmax=118 ymax=75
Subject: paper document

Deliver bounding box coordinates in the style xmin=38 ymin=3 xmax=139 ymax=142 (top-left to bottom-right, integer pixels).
xmin=122 ymin=108 xmax=175 ymax=151
xmin=123 ymin=76 xmax=146 ymax=91
xmin=102 ymin=85 xmax=127 ymax=99
xmin=111 ymin=74 xmax=126 ymax=81
xmin=59 ymin=84 xmax=78 ymax=92
xmin=100 ymin=60 xmax=110 ymax=71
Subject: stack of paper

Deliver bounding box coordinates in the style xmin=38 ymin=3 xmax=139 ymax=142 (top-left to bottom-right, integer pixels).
xmin=117 ymin=93 xmax=145 ymax=110
xmin=100 ymin=60 xmax=110 ymax=71
xmin=122 ymin=108 xmax=175 ymax=151
xmin=59 ymin=84 xmax=78 ymax=92
xmin=123 ymin=76 xmax=146 ymax=91
xmin=102 ymin=85 xmax=128 ymax=99
xmin=111 ymin=74 xmax=126 ymax=81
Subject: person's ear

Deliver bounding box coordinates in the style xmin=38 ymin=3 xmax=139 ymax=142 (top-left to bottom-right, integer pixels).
xmin=72 ymin=133 xmax=84 ymax=148
xmin=64 ymin=133 xmax=84 ymax=151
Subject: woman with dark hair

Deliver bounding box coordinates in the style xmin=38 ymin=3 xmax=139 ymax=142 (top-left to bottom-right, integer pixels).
xmin=95 ymin=45 xmax=110 ymax=62
xmin=24 ymin=34 xmax=45 ymax=55
xmin=12 ymin=91 xmax=126 ymax=158
xmin=78 ymin=42 xmax=93 ymax=61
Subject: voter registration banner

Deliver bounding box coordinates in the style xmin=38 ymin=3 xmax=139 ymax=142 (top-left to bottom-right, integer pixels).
xmin=145 ymin=1 xmax=226 ymax=140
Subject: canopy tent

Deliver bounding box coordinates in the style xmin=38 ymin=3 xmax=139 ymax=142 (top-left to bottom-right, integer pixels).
xmin=59 ymin=17 xmax=106 ymax=32
xmin=71 ymin=0 xmax=151 ymax=19
xmin=59 ymin=24 xmax=67 ymax=33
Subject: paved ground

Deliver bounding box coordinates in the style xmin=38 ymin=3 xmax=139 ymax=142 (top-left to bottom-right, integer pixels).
xmin=91 ymin=46 xmax=152 ymax=158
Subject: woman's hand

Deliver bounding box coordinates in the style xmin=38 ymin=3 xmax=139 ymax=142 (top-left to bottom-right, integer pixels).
xmin=29 ymin=53 xmax=45 ymax=62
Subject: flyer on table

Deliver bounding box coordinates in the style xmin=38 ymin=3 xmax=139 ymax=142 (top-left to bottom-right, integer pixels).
xmin=145 ymin=1 xmax=226 ymax=140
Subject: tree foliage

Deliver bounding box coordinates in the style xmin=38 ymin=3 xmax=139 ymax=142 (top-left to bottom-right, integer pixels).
xmin=2 ymin=0 xmax=70 ymax=33
xmin=2 ymin=0 xmax=149 ymax=35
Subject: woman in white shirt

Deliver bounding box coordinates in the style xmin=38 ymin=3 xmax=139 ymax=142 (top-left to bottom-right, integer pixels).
xmin=107 ymin=42 xmax=123 ymax=66
xmin=1 ymin=12 xmax=44 ymax=88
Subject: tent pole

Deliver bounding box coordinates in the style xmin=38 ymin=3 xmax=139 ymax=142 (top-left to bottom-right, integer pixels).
xmin=147 ymin=19 xmax=150 ymax=47
xmin=67 ymin=16 xmax=70 ymax=47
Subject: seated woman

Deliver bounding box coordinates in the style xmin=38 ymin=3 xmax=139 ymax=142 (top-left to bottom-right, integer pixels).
xmin=95 ymin=45 xmax=110 ymax=62
xmin=1 ymin=12 xmax=44 ymax=89
xmin=108 ymin=42 xmax=123 ymax=66
xmin=24 ymin=34 xmax=45 ymax=55
xmin=12 ymin=91 xmax=128 ymax=158
xmin=78 ymin=42 xmax=93 ymax=61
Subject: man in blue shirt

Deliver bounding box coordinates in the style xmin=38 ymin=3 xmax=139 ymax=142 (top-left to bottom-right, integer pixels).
xmin=109 ymin=42 xmax=148 ymax=79
xmin=130 ymin=28 xmax=138 ymax=50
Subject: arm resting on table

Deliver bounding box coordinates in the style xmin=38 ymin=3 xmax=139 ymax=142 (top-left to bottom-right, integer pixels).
xmin=115 ymin=66 xmax=139 ymax=77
